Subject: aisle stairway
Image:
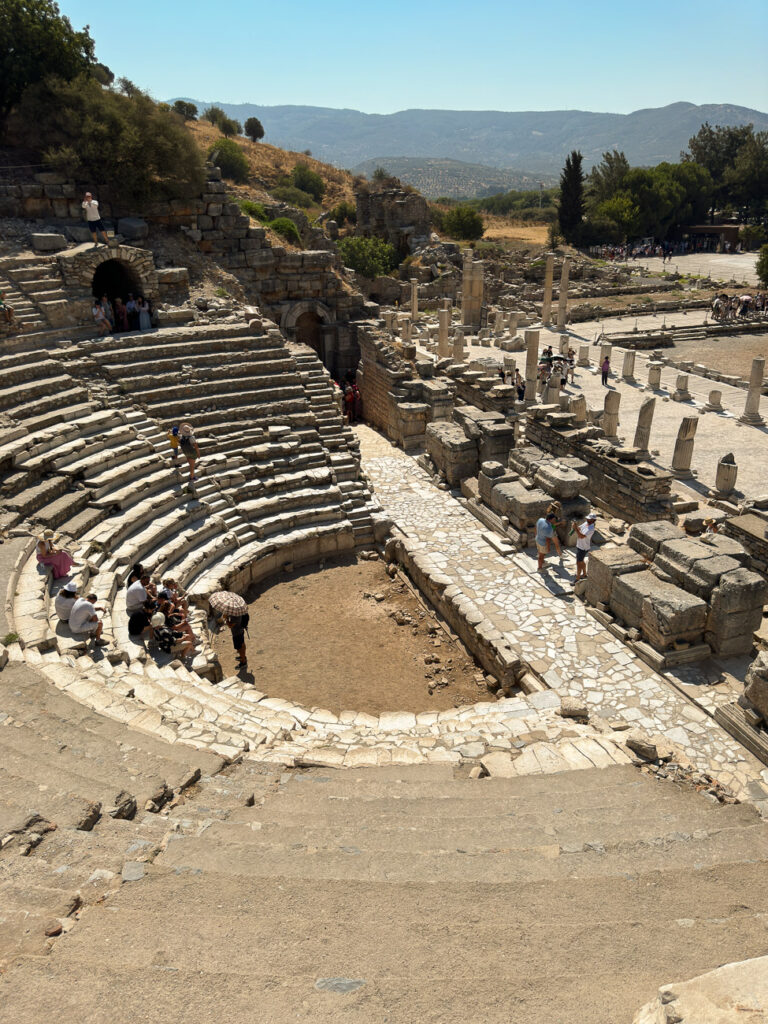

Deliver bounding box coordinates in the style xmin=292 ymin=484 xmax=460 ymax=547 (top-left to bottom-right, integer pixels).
xmin=1 ymin=754 xmax=767 ymax=1024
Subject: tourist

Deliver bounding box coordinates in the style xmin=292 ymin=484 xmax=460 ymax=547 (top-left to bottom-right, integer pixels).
xmin=574 ymin=513 xmax=597 ymax=580
xmin=703 ymin=518 xmax=720 ymax=536
xmin=126 ymin=294 xmax=139 ymax=332
xmin=100 ymin=294 xmax=115 ymax=331
xmin=158 ymin=597 xmax=197 ymax=650
xmin=354 ymin=385 xmax=363 ymax=423
xmin=138 ymin=296 xmax=152 ymax=331
xmin=178 ymin=422 xmax=200 ymax=487
xmin=167 ymin=425 xmax=180 ymax=465
xmin=0 ymin=291 xmax=14 ymax=325
xmin=128 ymin=600 xmax=155 ymax=639
xmin=601 ymin=356 xmax=611 ymax=387
xmin=36 ymin=529 xmax=76 ymax=579
xmin=69 ymin=593 xmax=107 ymax=646
xmin=535 ymin=512 xmax=561 ymax=572
xmin=162 ymin=578 xmax=188 ymax=614
xmin=227 ymin=612 xmax=249 ymax=670
xmin=567 ymin=348 xmax=576 ymax=384
xmin=126 ymin=562 xmax=145 ymax=588
xmin=82 ymin=192 xmax=111 ymax=247
xmin=344 ymin=386 xmax=355 ymax=424
xmin=54 ymin=580 xmax=78 ymax=620
xmin=126 ymin=573 xmax=151 ymax=614
xmin=113 ymin=296 xmax=129 ymax=333
xmin=151 ymin=612 xmax=194 ymax=656
xmin=92 ymin=300 xmax=110 ymax=335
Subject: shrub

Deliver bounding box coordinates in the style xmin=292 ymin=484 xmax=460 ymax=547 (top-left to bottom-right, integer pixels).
xmin=428 ymin=205 xmax=446 ymax=232
xmin=291 ymin=162 xmax=325 ymax=202
xmin=337 ymin=236 xmax=399 ymax=278
xmin=740 ymin=224 xmax=767 ymax=251
xmin=444 ymin=205 xmax=484 ymax=241
xmin=15 ymin=74 xmax=205 ymax=207
xmin=328 ymin=200 xmax=356 ymax=225
xmin=239 ymin=199 xmax=268 ymax=222
xmin=207 ymin=138 xmax=249 ymax=183
xmin=270 ymin=184 xmax=314 ymax=208
xmin=244 ymin=116 xmax=264 ymax=142
xmin=757 ymin=245 xmax=768 ymax=288
xmin=269 ymin=216 xmax=301 ymax=245
xmin=172 ymin=100 xmax=197 ymax=121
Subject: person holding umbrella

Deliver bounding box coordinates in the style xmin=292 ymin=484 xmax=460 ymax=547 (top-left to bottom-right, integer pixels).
xmin=210 ymin=591 xmax=250 ymax=671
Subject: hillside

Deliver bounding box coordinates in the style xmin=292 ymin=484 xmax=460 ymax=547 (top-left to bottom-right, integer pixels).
xmin=351 ymin=157 xmax=556 ymax=198
xmin=187 ymin=121 xmax=356 ymax=206
xmin=173 ymin=100 xmax=768 ymax=173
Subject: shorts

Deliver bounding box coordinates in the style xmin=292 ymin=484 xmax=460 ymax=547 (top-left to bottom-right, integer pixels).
xmin=88 ymin=218 xmax=105 ymax=232
xmin=576 ymin=548 xmax=588 ymax=563
xmin=536 ymin=541 xmax=550 ymax=554
xmin=231 ymin=630 xmax=245 ymax=650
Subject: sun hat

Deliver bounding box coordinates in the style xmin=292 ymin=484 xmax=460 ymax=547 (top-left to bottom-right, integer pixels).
xmin=586 ymin=513 xmax=597 ymax=521
xmin=179 ymin=422 xmax=193 ymax=437
xmin=150 ymin=612 xmax=166 ymax=628
xmin=62 ymin=581 xmax=78 ymax=593
xmin=42 ymin=528 xmax=56 ymax=539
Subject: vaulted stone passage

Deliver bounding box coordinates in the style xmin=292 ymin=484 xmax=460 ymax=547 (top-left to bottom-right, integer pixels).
xmin=294 ymin=310 xmax=323 ymax=354
xmin=91 ymin=258 xmax=142 ymax=302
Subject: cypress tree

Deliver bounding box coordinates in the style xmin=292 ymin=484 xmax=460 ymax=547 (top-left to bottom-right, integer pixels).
xmin=558 ymin=150 xmax=585 ymax=243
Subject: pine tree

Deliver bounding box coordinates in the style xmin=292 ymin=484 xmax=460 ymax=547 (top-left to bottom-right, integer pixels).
xmin=558 ymin=150 xmax=585 ymax=243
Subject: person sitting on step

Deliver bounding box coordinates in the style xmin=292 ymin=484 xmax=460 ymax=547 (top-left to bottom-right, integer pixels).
xmin=69 ymin=593 xmax=108 ymax=646
xmin=54 ymin=580 xmax=79 ymax=621
xmin=37 ymin=529 xmax=76 ymax=579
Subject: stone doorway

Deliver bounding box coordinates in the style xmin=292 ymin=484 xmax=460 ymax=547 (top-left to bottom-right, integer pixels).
xmin=295 ymin=310 xmax=323 ymax=354
xmin=91 ymin=259 xmax=142 ymax=304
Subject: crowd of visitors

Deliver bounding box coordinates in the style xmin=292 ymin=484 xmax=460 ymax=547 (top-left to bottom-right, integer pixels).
xmin=124 ymin=564 xmax=198 ymax=657
xmin=711 ymin=292 xmax=766 ymax=321
xmin=92 ymin=292 xmax=153 ymax=335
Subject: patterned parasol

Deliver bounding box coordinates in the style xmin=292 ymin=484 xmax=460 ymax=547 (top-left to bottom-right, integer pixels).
xmin=209 ymin=591 xmax=247 ymax=616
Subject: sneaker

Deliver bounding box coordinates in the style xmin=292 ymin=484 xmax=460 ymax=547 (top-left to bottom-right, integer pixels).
xmin=93 ymin=637 xmax=109 ymax=647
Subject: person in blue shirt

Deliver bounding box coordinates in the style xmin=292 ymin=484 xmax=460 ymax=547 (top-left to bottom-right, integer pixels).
xmin=535 ymin=512 xmax=562 ymax=572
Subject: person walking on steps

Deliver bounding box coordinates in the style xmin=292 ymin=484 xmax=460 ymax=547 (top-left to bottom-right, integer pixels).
xmin=82 ymin=192 xmax=111 ymax=247
xmin=178 ymin=422 xmax=199 ymax=489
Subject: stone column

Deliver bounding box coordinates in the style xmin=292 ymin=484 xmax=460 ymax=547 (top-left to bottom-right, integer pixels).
xmin=633 ymin=396 xmax=655 ymax=455
xmin=705 ymin=389 xmax=723 ymax=412
xmin=559 ymin=336 xmax=569 ymax=355
xmin=556 ymin=256 xmax=571 ymax=332
xmin=740 ymin=356 xmax=765 ymax=424
xmin=541 ymin=253 xmax=555 ymax=327
xmin=452 ymin=331 xmax=465 ymax=363
xmin=622 ymin=350 xmax=636 ymax=381
xmin=400 ymin=315 xmax=412 ymax=344
xmin=410 ymin=279 xmax=418 ymax=319
xmin=437 ymin=302 xmax=451 ymax=359
xmin=577 ymin=344 xmax=590 ymax=367
xmin=383 ymin=310 xmax=394 ymax=332
xmin=673 ymin=374 xmax=691 ymax=402
xmin=602 ymin=390 xmax=621 ymax=441
xmin=508 ymin=310 xmax=519 ymax=337
xmin=671 ymin=416 xmax=699 ymax=478
xmin=570 ymin=394 xmax=588 ymax=426
xmin=461 ymin=250 xmax=484 ymax=327
xmin=600 ymin=342 xmax=613 ymax=365
xmin=715 ymin=453 xmax=738 ymax=495
xmin=647 ymin=362 xmax=663 ymax=389
xmin=524 ymin=328 xmax=540 ymax=405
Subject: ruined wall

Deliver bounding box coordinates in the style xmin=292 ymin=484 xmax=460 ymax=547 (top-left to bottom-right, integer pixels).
xmin=355 ymin=186 xmax=430 ymax=255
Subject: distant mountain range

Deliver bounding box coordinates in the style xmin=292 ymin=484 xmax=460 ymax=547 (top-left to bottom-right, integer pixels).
xmin=172 ymin=98 xmax=768 ymax=184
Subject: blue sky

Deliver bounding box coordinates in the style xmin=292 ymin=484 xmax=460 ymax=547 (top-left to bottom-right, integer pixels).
xmin=61 ymin=0 xmax=768 ymax=114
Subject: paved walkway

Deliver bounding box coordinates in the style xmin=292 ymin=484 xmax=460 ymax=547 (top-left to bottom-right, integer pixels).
xmin=629 ymin=252 xmax=759 ymax=286
xmin=357 ymin=424 xmax=768 ymax=802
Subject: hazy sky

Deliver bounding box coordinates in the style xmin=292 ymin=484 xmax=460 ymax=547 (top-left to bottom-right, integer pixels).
xmin=61 ymin=0 xmax=768 ymax=113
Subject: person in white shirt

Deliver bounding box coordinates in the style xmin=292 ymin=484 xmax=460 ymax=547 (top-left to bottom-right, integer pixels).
xmin=82 ymin=192 xmax=110 ymax=246
xmin=69 ymin=593 xmax=107 ymax=644
xmin=575 ymin=513 xmax=597 ymax=580
xmin=126 ymin=575 xmax=150 ymax=613
xmin=54 ymin=580 xmax=79 ymax=621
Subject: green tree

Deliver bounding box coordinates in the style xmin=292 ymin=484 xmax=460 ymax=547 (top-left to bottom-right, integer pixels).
xmin=337 ymin=236 xmax=398 ymax=278
xmin=207 ymin=137 xmax=249 ymax=183
xmin=588 ymin=150 xmax=630 ymax=205
xmin=558 ymin=150 xmax=585 ymax=243
xmin=756 ymin=245 xmax=768 ymax=288
xmin=684 ymin=122 xmax=755 ymax=220
xmin=202 ymin=105 xmax=226 ymax=127
xmin=725 ymin=131 xmax=768 ymax=219
xmin=219 ymin=116 xmax=241 ymax=138
xmin=0 ymin=0 xmax=97 ymax=124
xmin=291 ymin=162 xmax=325 ymax=202
xmin=172 ymin=100 xmax=197 ymax=121
xmin=244 ymin=116 xmax=264 ymax=143
xmin=444 ymin=205 xmax=484 ymax=240
xmin=372 ymin=166 xmax=389 ymax=182
xmin=13 ymin=74 xmax=204 ymax=208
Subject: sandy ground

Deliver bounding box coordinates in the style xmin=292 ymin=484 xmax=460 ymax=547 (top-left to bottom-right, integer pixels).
xmin=664 ymin=331 xmax=768 ymax=377
xmin=212 ymin=557 xmax=487 ymax=714
xmin=481 ymin=217 xmax=549 ymax=246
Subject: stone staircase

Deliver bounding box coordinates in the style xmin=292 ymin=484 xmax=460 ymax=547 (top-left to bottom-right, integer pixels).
xmin=0 ymin=253 xmax=68 ymax=332
xmin=1 ymin=751 xmax=767 ymax=1023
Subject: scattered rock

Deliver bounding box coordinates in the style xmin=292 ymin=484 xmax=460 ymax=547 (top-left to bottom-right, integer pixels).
xmin=121 ymin=862 xmax=145 ymax=883
xmin=625 ymin=729 xmax=658 ymax=761
xmin=106 ymin=790 xmax=137 ymax=820
xmin=43 ymin=920 xmax=63 ymax=938
xmin=76 ymin=802 xmax=101 ymax=832
xmin=559 ymin=695 xmax=588 ymax=720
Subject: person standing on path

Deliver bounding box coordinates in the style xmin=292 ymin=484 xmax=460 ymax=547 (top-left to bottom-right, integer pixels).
xmin=82 ymin=192 xmax=111 ymax=246
xmin=574 ymin=513 xmax=597 ymax=580
xmin=227 ymin=613 xmax=249 ymax=671
xmin=601 ymin=356 xmax=611 ymax=386
xmin=535 ymin=512 xmax=561 ymax=572
xmin=178 ymin=422 xmax=200 ymax=488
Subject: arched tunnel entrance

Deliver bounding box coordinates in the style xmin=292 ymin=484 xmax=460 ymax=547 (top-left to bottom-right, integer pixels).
xmin=91 ymin=259 xmax=143 ymax=304
xmin=295 ymin=311 xmax=323 ymax=354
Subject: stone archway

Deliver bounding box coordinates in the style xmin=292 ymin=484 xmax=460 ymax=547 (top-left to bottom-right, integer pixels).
xmin=91 ymin=259 xmax=143 ymax=303
xmin=57 ymin=243 xmax=159 ymax=300
xmin=282 ymin=300 xmax=334 ymax=369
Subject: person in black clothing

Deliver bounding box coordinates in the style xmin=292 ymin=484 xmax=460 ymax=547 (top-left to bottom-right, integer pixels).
xmin=227 ymin=613 xmax=248 ymax=670
xmin=128 ymin=601 xmax=154 ymax=638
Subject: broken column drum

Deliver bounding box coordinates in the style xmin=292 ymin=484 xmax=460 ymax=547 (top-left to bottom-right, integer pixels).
xmin=647 ymin=362 xmax=663 ymax=389
xmin=633 ymin=396 xmax=656 ymax=455
xmin=671 ymin=416 xmax=699 ymax=478
xmin=602 ymin=390 xmax=621 ymax=440
xmin=740 ymin=356 xmax=765 ymax=425
xmin=437 ymin=303 xmax=451 ymax=359
xmin=622 ymin=350 xmax=636 ymax=381
xmin=577 ymin=344 xmax=590 ymax=367
xmin=715 ymin=453 xmax=738 ymax=495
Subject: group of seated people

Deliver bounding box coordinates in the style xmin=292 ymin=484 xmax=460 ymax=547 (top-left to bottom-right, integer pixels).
xmin=125 ymin=563 xmax=198 ymax=657
xmin=92 ymin=292 xmax=153 ymax=336
xmin=55 ymin=583 xmax=107 ymax=646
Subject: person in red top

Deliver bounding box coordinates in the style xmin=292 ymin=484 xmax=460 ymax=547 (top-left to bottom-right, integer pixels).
xmin=344 ymin=386 xmax=355 ymax=424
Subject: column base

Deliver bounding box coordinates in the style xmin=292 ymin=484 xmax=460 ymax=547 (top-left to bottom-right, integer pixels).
xmin=740 ymin=414 xmax=765 ymax=425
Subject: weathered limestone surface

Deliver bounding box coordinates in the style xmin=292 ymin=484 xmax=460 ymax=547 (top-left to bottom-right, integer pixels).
xmin=632 ymin=956 xmax=768 ymax=1024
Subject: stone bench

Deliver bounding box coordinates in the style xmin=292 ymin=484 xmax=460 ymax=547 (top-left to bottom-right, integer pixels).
xmin=52 ymin=424 xmax=140 ymax=475
xmin=610 ymin=570 xmax=707 ymax=650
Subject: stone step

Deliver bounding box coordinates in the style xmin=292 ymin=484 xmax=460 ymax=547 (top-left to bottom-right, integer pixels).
xmin=47 ymin=424 xmax=139 ymax=474
xmin=90 ymin=467 xmax=181 ymax=512
xmin=20 ymin=399 xmax=99 ymax=434
xmin=122 ymin=358 xmax=297 ymax=391
xmin=108 ymin=500 xmax=213 ymax=568
xmin=2 ymin=473 xmax=70 ymax=515
xmin=3 ymin=382 xmax=92 ymax=422
xmin=143 ymin=387 xmax=308 ymax=418
xmin=0 ymin=356 xmax=65 ymax=387
xmin=84 ymin=448 xmax=162 ymax=499
xmin=138 ymin=373 xmax=302 ymax=406
xmin=105 ymin=348 xmax=293 ymax=378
